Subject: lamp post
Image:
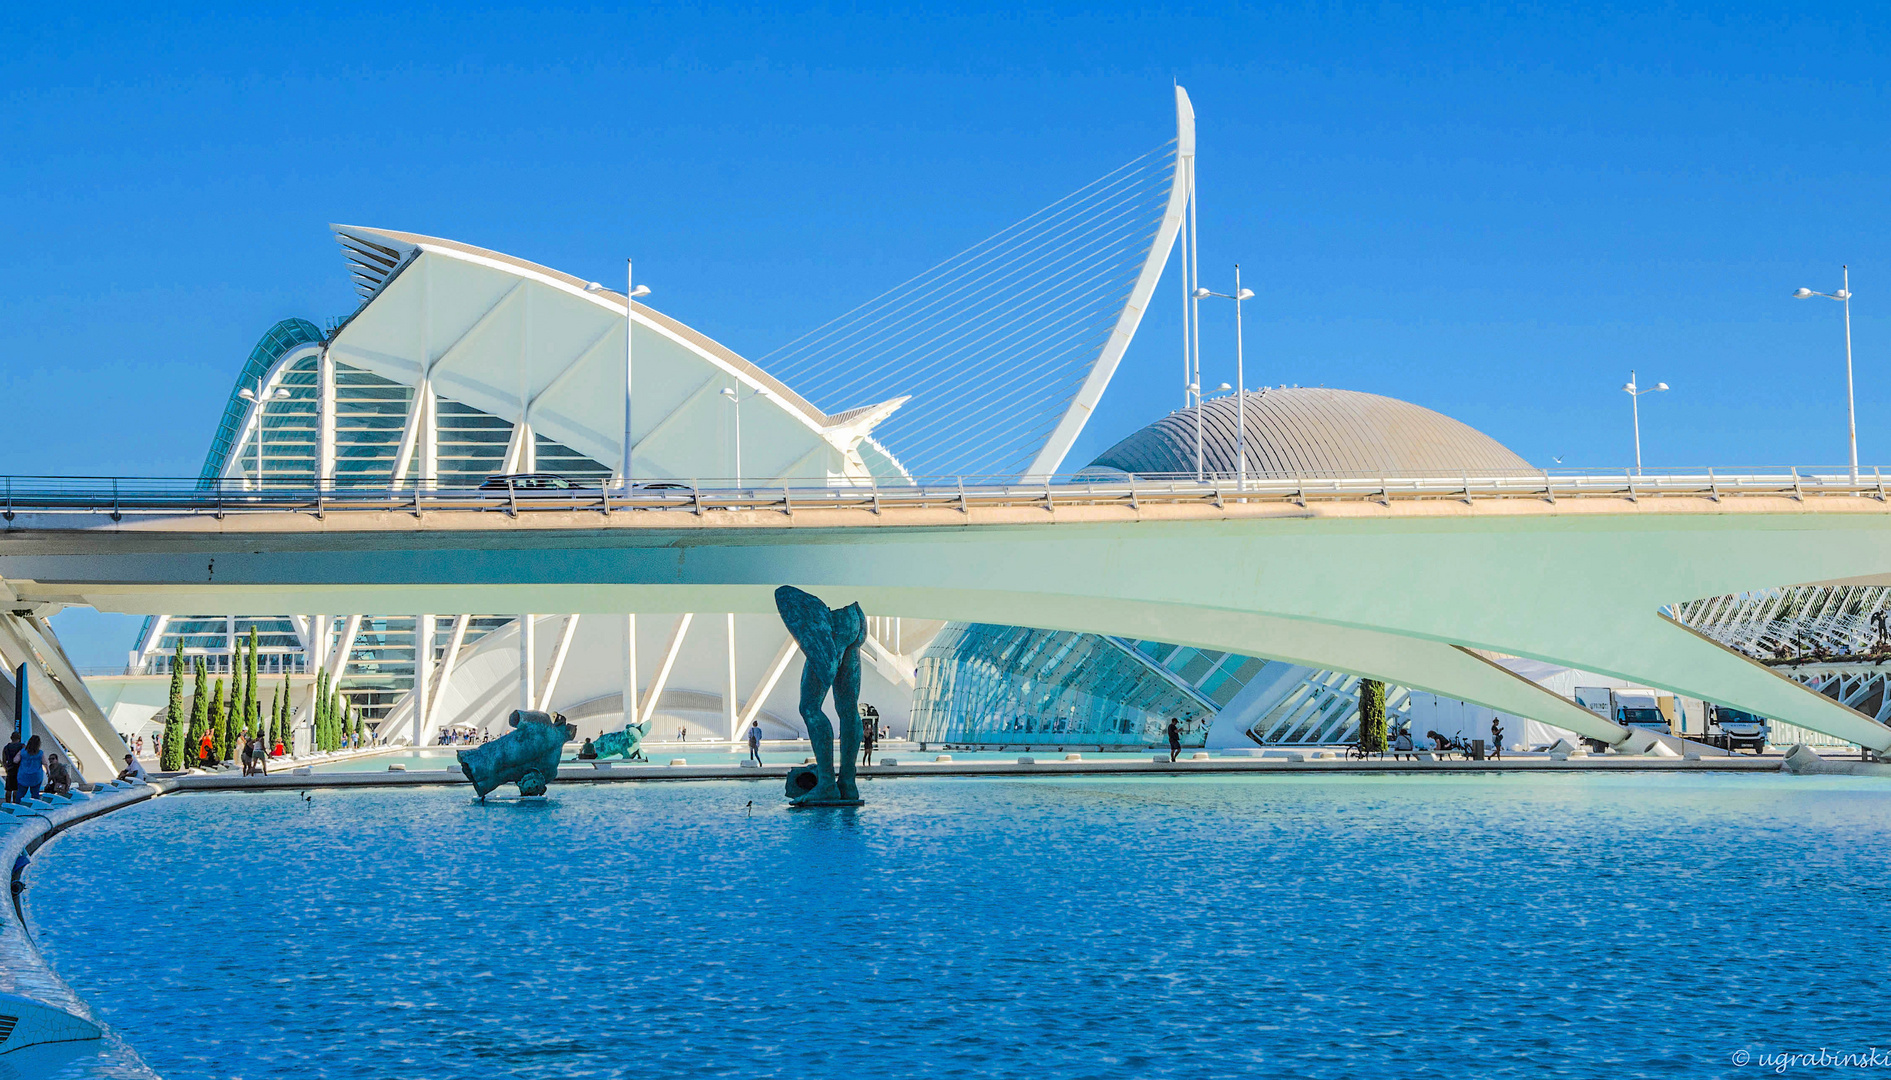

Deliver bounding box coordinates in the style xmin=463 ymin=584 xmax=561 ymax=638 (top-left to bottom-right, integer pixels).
xmin=720 ymin=386 xmax=751 ymax=487
xmin=619 ymin=261 xmax=652 ymax=490
xmin=1195 ymin=265 xmax=1256 ymax=486
xmin=1793 ymin=267 xmax=1857 ymax=480
xmin=1189 ymin=382 xmax=1202 ymax=480
xmin=1621 ymin=369 xmax=1668 ymax=475
xmin=237 ymin=381 xmax=291 ymax=491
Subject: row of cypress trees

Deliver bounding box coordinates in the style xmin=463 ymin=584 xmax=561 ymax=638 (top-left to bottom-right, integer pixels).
xmin=309 ymin=667 xmax=367 ymax=752
xmin=156 ymin=629 xmax=358 ymax=770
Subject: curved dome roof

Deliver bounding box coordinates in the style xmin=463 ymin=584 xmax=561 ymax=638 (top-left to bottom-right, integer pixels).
xmin=1083 ymin=387 xmax=1532 ymax=479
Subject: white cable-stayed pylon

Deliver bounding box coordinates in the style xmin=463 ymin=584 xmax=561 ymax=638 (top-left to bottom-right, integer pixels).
xmin=762 ymin=87 xmax=1197 ymax=481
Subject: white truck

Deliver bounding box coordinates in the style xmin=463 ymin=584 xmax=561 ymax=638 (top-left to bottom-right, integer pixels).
xmin=1574 ymin=687 xmax=1679 ymax=741
xmin=1702 ymin=705 xmax=1769 ymax=753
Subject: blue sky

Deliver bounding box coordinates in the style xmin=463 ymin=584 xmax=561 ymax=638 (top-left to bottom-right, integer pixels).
xmin=5 ymin=3 xmax=1888 ymax=662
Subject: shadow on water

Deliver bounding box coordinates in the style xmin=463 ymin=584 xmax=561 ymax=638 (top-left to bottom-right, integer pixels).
xmin=6 ymin=1039 xmax=98 ymax=1080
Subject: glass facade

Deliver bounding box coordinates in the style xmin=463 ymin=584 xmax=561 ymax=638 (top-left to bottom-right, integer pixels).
xmin=911 ymin=624 xmax=1231 ymax=748
xmin=150 ymin=317 xmax=617 ymax=720
xmin=912 ymin=623 xmax=1419 ymax=749
xmin=436 ymin=398 xmax=511 ymax=487
xmin=201 ymin=318 xmax=324 ymax=485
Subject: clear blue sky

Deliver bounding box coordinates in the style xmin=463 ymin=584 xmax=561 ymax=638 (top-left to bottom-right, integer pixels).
xmin=6 ymin=3 xmax=1888 ymax=662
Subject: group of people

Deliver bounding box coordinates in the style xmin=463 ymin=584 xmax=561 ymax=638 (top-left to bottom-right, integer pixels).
xmin=736 ymin=717 xmax=892 ymax=767
xmin=1389 ymin=719 xmax=1506 ymax=760
xmin=238 ymin=733 xmax=278 ymax=776
xmin=2 ymin=729 xmax=73 ymax=802
xmin=192 ymin=730 xmax=286 ymax=771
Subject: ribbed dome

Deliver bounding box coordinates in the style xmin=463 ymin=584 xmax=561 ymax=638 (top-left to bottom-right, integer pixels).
xmin=1083 ymin=387 xmax=1532 ymax=479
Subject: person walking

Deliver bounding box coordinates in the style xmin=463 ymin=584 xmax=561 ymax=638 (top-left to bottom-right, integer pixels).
xmin=1490 ymin=719 xmax=1505 ymax=761
xmin=1167 ymin=717 xmax=1182 ymax=763
xmin=2 ymin=729 xmax=20 ymax=804
xmin=239 ymin=735 xmax=253 ymax=777
xmin=16 ymin=737 xmax=45 ymax=803
xmin=860 ymin=719 xmax=877 ymax=767
xmin=197 ymin=730 xmax=215 ymax=769
xmin=747 ymin=720 xmax=763 ymax=765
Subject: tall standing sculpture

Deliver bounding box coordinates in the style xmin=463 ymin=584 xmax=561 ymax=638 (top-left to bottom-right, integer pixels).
xmin=775 ymin=586 xmax=867 ymax=806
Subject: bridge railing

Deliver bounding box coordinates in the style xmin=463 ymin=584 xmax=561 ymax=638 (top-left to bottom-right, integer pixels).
xmin=0 ymin=467 xmax=1883 ymax=519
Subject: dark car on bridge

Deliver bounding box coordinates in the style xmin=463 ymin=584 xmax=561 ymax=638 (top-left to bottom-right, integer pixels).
xmin=480 ymin=473 xmax=596 ymax=493
xmin=479 ymin=474 xmax=692 ymax=495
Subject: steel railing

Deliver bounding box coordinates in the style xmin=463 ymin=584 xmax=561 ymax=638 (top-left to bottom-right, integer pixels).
xmin=0 ymin=467 xmax=1886 ymax=521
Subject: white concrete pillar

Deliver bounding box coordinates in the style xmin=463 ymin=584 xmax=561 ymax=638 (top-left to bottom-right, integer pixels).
xmin=412 ymin=614 xmax=434 ymax=746
xmin=427 ymin=615 xmax=470 ymax=743
xmin=726 ymin=612 xmax=738 ymax=742
xmin=418 ymin=389 xmax=438 ymax=487
xmin=538 ymin=615 xmax=580 ymax=712
xmin=519 ymin=615 xmax=536 ymax=712
xmin=317 ymin=346 xmax=337 ymax=480
xmin=623 ymin=613 xmax=638 ymax=727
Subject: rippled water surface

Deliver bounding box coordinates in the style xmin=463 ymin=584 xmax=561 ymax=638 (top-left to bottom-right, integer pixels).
xmin=29 ymin=773 xmax=1891 ymax=1079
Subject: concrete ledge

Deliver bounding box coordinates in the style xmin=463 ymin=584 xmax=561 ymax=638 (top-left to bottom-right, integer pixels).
xmin=160 ymin=753 xmax=1797 ymax=792
xmin=0 ymin=782 xmax=159 ymax=1072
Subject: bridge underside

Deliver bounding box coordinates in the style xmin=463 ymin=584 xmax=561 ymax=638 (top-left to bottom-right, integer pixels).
xmin=7 ymin=495 xmax=1891 ymax=753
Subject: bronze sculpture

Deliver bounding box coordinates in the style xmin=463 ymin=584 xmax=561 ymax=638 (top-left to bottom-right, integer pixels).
xmin=775 ymin=585 xmax=867 ymax=806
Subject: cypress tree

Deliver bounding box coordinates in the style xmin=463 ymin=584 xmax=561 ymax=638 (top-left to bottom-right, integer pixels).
xmin=209 ymin=678 xmax=228 ymax=764
xmin=230 ymin=641 xmax=247 ymax=742
xmin=244 ymin=628 xmax=260 ymax=740
xmin=268 ymin=680 xmax=281 ymax=753
xmin=186 ymin=658 xmax=209 ymax=766
xmin=160 ymin=641 xmax=187 ymax=771
xmin=315 ymin=669 xmax=330 ymax=751
xmin=1358 ymin=678 xmax=1388 ymax=754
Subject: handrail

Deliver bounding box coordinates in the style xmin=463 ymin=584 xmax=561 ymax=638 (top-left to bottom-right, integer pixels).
xmin=0 ymin=469 xmax=1885 ymax=521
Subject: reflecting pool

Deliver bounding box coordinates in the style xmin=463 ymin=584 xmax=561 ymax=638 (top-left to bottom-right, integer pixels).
xmin=29 ymin=773 xmax=1891 ymax=1079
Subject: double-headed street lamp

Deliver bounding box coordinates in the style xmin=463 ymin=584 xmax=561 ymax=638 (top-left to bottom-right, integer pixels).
xmin=610 ymin=262 xmax=652 ymax=490
xmin=720 ymin=385 xmax=756 ymax=487
xmin=1622 ymin=370 xmax=1667 ymax=475
xmin=237 ymin=382 xmax=291 ymax=490
xmin=1793 ymin=267 xmax=1857 ymax=480
xmin=1194 ymin=265 xmax=1256 ymax=486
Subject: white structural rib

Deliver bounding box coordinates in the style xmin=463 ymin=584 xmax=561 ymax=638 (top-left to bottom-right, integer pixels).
xmin=1023 ymin=86 xmax=1196 ymax=479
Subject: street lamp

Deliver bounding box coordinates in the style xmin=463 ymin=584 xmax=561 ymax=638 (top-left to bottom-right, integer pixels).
xmin=1793 ymin=267 xmax=1857 ymax=480
xmin=1188 ymin=382 xmax=1202 ymax=480
xmin=618 ymin=262 xmax=653 ymax=490
xmin=720 ymin=386 xmax=752 ymax=487
xmin=1195 ymin=265 xmax=1256 ymax=486
xmin=1621 ymin=370 xmax=1668 ymax=475
xmin=237 ymin=382 xmax=291 ymax=490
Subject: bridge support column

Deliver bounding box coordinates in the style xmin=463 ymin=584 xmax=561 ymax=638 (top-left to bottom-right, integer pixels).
xmin=412 ymin=614 xmax=433 ymax=747
xmin=622 ymin=614 xmax=637 ymax=728
xmin=518 ymin=614 xmax=536 ymax=712
xmin=726 ymin=613 xmax=738 ymax=743
xmin=0 ymin=614 xmax=125 ymax=781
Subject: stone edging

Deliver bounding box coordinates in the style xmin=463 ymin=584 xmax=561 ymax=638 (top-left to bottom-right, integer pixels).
xmin=0 ymin=781 xmax=165 ymax=1075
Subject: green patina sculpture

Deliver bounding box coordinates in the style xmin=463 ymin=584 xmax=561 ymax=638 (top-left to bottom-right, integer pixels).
xmin=775 ymin=585 xmax=867 ymax=807
xmin=591 ymin=719 xmax=650 ymax=761
xmin=458 ymin=709 xmax=575 ymax=799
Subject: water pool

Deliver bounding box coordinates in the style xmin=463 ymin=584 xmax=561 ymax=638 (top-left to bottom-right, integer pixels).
xmin=307 ymin=746 xmax=1184 ymax=772
xmin=27 ymin=772 xmax=1891 ymax=1079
